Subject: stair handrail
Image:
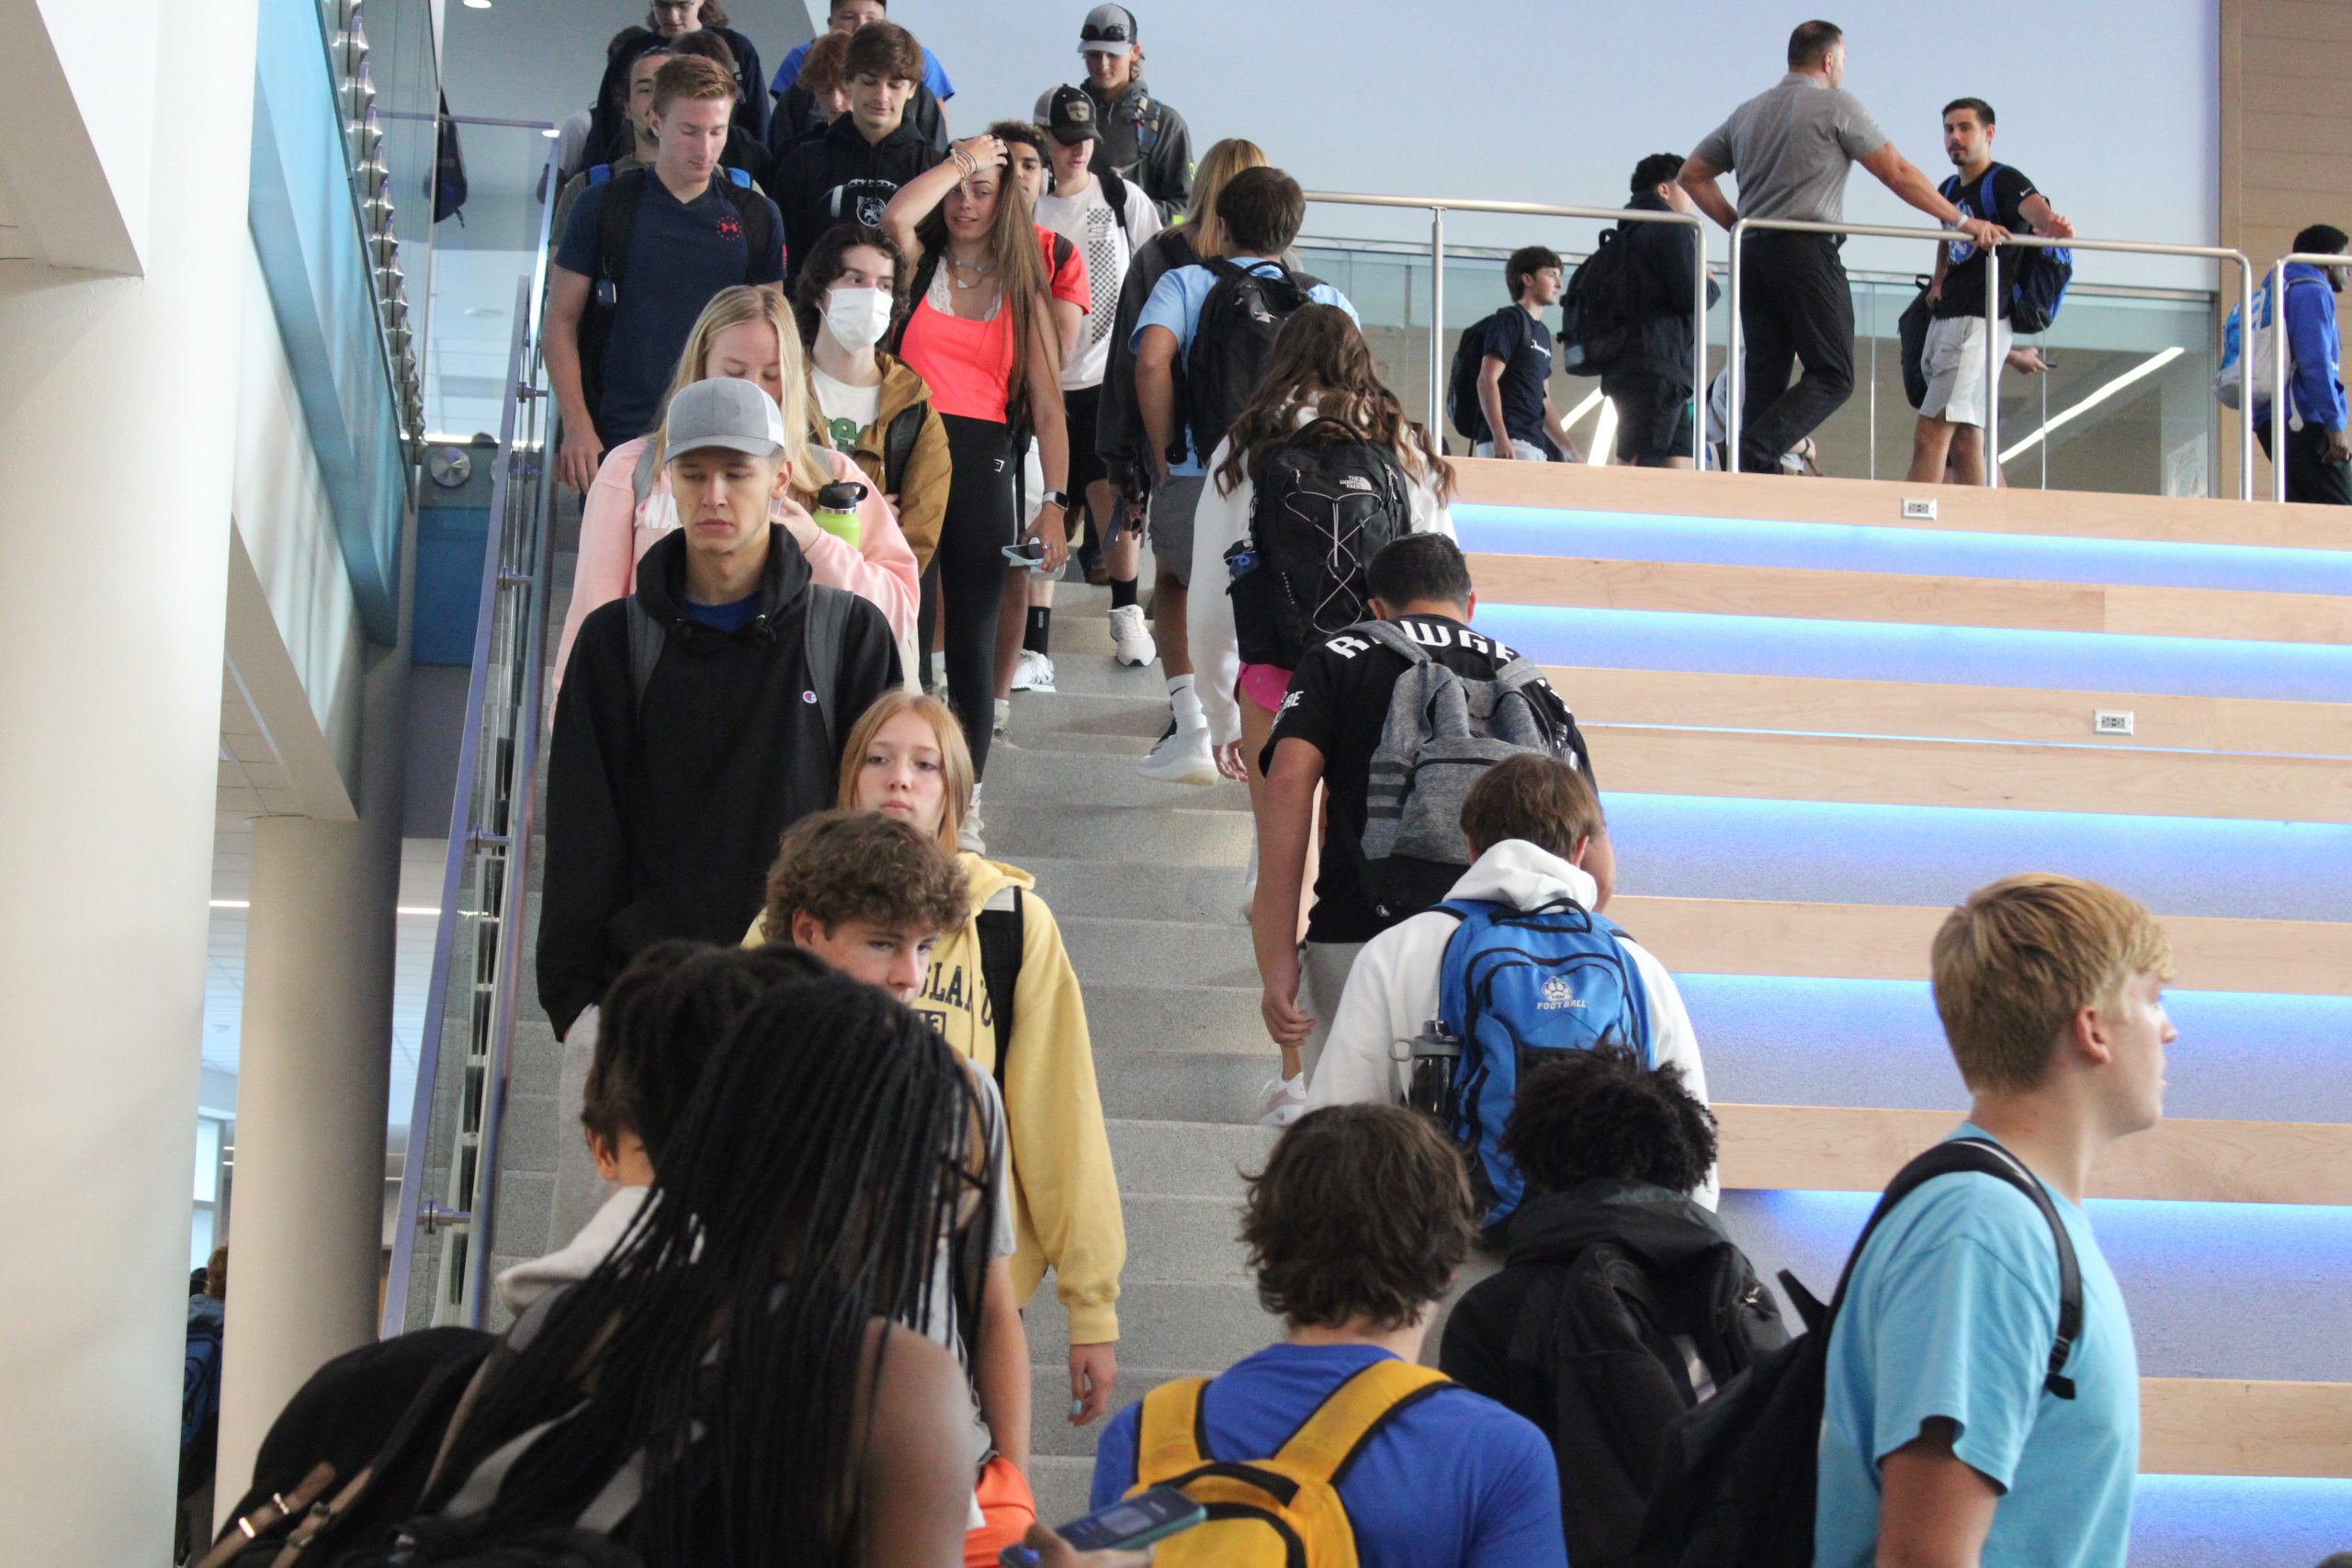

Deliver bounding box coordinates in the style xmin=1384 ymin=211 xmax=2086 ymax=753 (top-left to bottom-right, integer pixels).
xmin=382 ymin=139 xmax=561 ymax=1334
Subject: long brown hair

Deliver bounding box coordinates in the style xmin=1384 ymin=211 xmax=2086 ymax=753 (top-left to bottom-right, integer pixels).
xmin=913 ymin=130 xmax=1059 ymax=424
xmin=1213 ymin=303 xmax=1454 ymax=502
xmin=1185 ymin=139 xmax=1269 ymax=258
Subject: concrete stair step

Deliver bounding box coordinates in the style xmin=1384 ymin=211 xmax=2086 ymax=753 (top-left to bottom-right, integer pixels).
xmin=1109 ymin=1120 xmax=1278 ymax=1201
xmin=1012 ymin=859 xmax=1251 ymax=925
xmin=982 ymin=749 xmax=1249 ymax=813
xmin=1025 ymin=1279 xmax=1278 ymax=1373
xmin=1025 ymin=654 xmax=1177 ymax=700
xmin=1097 ymin=1053 xmax=1276 ymax=1124
xmin=1001 ymin=692 xmax=1177 ymax=748
xmin=1029 ymin=1457 xmax=1096 ymax=1530
xmin=1084 ymin=984 xmax=1264 ymax=1056
xmin=978 ymin=805 xmax=1250 ymax=866
xmin=1062 ymin=916 xmax=1259 ymax=990
xmin=1027 ymin=1365 xmax=1220 ymax=1460
xmin=1109 ymin=1193 xmax=1251 ymax=1280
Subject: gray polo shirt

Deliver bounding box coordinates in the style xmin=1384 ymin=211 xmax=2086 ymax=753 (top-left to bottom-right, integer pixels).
xmin=1691 ymin=72 xmax=1889 ymax=226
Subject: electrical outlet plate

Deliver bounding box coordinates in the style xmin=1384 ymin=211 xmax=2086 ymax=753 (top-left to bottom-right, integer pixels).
xmin=1902 ymin=498 xmax=1938 ymax=521
xmin=2094 ymin=710 xmax=2135 ymax=736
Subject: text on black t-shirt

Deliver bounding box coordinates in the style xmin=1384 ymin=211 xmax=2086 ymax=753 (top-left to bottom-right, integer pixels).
xmin=1934 ymin=163 xmax=2040 ymax=322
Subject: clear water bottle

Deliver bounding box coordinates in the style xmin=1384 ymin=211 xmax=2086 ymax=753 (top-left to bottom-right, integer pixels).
xmin=1396 ymin=1018 xmax=1461 ymax=1122
xmin=813 ymin=479 xmax=866 ymax=546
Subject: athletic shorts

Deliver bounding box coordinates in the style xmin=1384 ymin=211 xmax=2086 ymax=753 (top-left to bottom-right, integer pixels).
xmin=1063 ymin=383 xmax=1107 ymax=496
xmin=1148 ymin=473 xmax=1204 ymax=587
xmin=1238 ymin=661 xmax=1293 ymax=714
xmin=1471 ymin=437 xmax=1551 ymax=461
xmin=964 ymin=1455 xmax=1037 ymax=1568
xmin=1604 ymin=372 xmax=1698 ymax=465
xmin=1920 ymin=314 xmax=2012 ymax=427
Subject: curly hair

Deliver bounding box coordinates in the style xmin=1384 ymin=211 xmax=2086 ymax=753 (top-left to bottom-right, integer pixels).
xmin=792 ymin=223 xmax=910 ymax=352
xmin=1498 ymin=1043 xmax=1717 ymax=1198
xmin=759 ymin=808 xmax=970 ymax=946
xmin=1241 ymin=1104 xmax=1474 ymax=1330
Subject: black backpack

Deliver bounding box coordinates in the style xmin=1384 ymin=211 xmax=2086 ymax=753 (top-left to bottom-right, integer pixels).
xmin=1446 ymin=307 xmax=1520 ymax=443
xmin=578 ymin=166 xmax=776 ymax=417
xmin=1635 ymin=1137 xmax=2083 ymax=1568
xmin=1898 ymin=276 xmax=1933 ymax=410
xmin=1559 ymin=230 xmax=1637 ymax=377
xmin=1182 ymin=257 xmax=1323 ymax=467
xmin=1222 ymin=417 xmax=1415 ymax=669
xmin=1448 ymin=1187 xmax=1787 ymax=1568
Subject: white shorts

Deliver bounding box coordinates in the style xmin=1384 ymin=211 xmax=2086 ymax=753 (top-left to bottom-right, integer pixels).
xmin=1472 ymin=437 xmax=1552 ymax=461
xmin=1920 ymin=314 xmax=2013 ymax=427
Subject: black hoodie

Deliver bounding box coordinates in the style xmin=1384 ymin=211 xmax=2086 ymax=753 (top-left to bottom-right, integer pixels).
xmin=762 ymin=111 xmax=944 ymax=285
xmin=536 ymin=525 xmax=900 ymax=1038
xmin=1439 ymin=1179 xmax=1785 ymax=1568
xmin=1612 ymin=191 xmax=1720 ymax=389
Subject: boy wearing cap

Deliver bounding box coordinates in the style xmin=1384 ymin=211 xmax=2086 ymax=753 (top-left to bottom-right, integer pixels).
xmin=537 ymin=378 xmax=902 ymax=1045
xmin=1033 ymin=5 xmax=1192 ymax=221
xmin=1037 ymin=85 xmax=1163 ymax=674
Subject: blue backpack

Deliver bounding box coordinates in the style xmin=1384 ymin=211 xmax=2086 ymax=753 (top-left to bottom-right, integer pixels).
xmin=1939 ymin=165 xmax=2071 ymax=333
xmin=1435 ymin=895 xmax=1653 ymax=1229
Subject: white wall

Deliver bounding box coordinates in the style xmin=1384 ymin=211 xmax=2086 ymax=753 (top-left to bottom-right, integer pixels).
xmin=910 ymin=0 xmax=2222 ymax=286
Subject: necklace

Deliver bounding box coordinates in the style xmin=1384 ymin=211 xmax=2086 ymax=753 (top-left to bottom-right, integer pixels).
xmin=946 ymin=253 xmax=997 ymax=276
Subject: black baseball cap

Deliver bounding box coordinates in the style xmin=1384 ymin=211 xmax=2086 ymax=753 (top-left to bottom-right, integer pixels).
xmin=1045 ymin=84 xmax=1101 ymax=145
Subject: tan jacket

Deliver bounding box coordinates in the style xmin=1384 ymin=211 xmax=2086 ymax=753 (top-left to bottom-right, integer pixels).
xmin=814 ymin=351 xmax=951 ymax=572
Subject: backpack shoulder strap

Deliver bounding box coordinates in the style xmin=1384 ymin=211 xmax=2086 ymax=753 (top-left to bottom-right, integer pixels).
xmin=1835 ymin=1136 xmax=2084 ymax=1399
xmin=625 ymin=594 xmax=663 ymax=715
xmin=977 ymin=886 xmax=1024 ymax=1087
xmin=597 ymin=166 xmax=649 ymax=288
xmin=883 ymin=400 xmax=927 ymax=492
xmin=1100 ymin=164 xmax=1132 ymax=237
xmin=586 ymin=163 xmax=613 ymax=187
xmin=802 ymin=583 xmax=852 ymax=754
xmin=631 ymin=438 xmax=662 ymax=512
xmin=1356 ymin=617 xmax=1431 ymax=666
xmin=1134 ymin=1376 xmax=1212 ymax=1485
xmin=1273 ymin=1359 xmax=1453 ymax=1487
xmin=723 ymin=164 xmax=753 ymax=189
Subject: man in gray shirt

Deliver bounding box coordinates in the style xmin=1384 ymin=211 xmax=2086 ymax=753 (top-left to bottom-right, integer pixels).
xmin=1679 ymin=19 xmax=2005 ymax=474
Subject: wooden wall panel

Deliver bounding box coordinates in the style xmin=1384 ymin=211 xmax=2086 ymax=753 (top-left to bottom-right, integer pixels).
xmin=2142 ymin=1379 xmax=2352 ymax=1477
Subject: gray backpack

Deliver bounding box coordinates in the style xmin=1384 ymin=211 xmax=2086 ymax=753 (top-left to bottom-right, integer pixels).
xmin=1357 ymin=618 xmax=1568 ymax=920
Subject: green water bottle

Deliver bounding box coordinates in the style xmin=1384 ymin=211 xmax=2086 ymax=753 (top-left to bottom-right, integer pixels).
xmin=813 ymin=479 xmax=866 ymax=547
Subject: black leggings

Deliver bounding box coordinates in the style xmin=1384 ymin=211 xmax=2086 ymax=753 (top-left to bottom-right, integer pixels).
xmin=931 ymin=413 xmax=1017 ymax=778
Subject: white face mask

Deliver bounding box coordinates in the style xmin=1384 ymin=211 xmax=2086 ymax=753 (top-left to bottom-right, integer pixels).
xmin=823 ymin=285 xmax=894 ymax=351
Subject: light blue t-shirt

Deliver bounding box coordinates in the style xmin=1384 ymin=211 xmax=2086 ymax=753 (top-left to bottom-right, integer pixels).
xmin=1131 ymin=258 xmax=1360 ymax=474
xmin=1814 ymin=1123 xmax=2139 ymax=1568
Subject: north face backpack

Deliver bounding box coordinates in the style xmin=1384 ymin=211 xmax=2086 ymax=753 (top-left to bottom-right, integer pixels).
xmin=1128 ymin=1359 xmax=1453 ymax=1568
xmin=1435 ymin=896 xmax=1652 ymax=1228
xmin=1446 ymin=307 xmax=1517 ymax=443
xmin=1183 ymin=257 xmax=1323 ymax=465
xmin=1559 ymin=230 xmax=1637 ymax=377
xmin=1225 ymin=418 xmax=1415 ymax=669
xmin=1496 ymin=1204 xmax=1787 ymax=1568
xmin=1353 ymin=619 xmax=1571 ymax=920
xmin=580 ymin=165 xmax=775 ymax=416
xmin=1635 ymin=1136 xmax=2083 ymax=1568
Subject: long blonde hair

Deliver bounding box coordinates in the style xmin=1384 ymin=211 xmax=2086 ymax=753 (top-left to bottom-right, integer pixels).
xmin=652 ymin=285 xmax=832 ymax=502
xmin=836 ymin=690 xmax=974 ymax=855
xmin=1185 ymin=138 xmax=1270 ymax=258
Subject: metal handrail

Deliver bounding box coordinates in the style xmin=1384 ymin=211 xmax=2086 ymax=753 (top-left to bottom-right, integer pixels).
xmin=2266 ymin=254 xmax=2351 ymax=503
xmin=1301 ymin=191 xmax=1710 ymax=466
xmin=382 ymin=146 xmax=560 ymax=1335
xmin=1726 ymin=216 xmax=2256 ymax=498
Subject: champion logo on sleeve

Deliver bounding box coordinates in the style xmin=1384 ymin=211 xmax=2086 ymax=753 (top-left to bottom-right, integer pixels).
xmin=802 ymin=690 xmax=818 ymax=705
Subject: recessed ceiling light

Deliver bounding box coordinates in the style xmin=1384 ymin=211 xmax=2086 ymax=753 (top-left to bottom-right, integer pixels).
xmin=463 ymin=0 xmax=492 ymax=8
xmin=540 ymin=127 xmax=560 ymax=138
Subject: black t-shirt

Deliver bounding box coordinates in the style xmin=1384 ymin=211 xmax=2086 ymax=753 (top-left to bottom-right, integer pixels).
xmin=1479 ymin=308 xmax=1555 ymax=446
xmin=1261 ymin=614 xmax=1593 ymax=944
xmin=1933 ymin=163 xmax=2039 ymax=321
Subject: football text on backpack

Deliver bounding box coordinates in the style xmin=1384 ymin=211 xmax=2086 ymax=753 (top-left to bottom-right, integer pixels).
xmin=1636 ymin=1136 xmax=2083 ymax=1568
xmin=1223 ymin=419 xmax=1415 ymax=669
xmin=1502 ymin=1198 xmax=1787 ymax=1568
xmin=624 ymin=585 xmax=850 ymax=752
xmin=1559 ymin=230 xmax=1637 ymax=377
xmin=1434 ymin=895 xmax=1652 ymax=1228
xmin=1447 ymin=307 xmax=1522 ymax=444
xmin=1352 ymin=618 xmax=1571 ymax=919
xmin=579 ymin=165 xmax=775 ymax=417
xmin=1938 ymin=166 xmax=2072 ymax=333
xmin=2217 ymin=272 xmax=2319 ymax=412
xmin=1183 ymin=258 xmax=1323 ymax=466
xmin=1129 ymin=1359 xmax=1453 ymax=1568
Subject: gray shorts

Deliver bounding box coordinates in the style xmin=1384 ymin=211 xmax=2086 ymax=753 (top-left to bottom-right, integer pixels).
xmin=1149 ymin=474 xmax=1205 ymax=587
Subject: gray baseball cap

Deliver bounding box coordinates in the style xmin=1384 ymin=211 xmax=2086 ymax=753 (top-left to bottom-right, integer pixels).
xmin=662 ymin=377 xmax=786 ymax=461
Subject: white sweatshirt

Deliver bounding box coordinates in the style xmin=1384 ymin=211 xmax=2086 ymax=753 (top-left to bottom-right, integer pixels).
xmin=1306 ymin=840 xmax=1718 ymax=1210
xmin=1187 ymin=417 xmax=1456 ymax=749
xmin=493 ymin=1185 xmax=652 ymax=1314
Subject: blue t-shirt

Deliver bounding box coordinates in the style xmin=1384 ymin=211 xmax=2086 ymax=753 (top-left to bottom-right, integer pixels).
xmin=1131 ymin=259 xmax=1360 ymax=473
xmin=1814 ymin=1123 xmax=2139 ymax=1568
xmin=769 ymin=38 xmax=953 ymax=100
xmin=683 ymin=592 xmax=762 ymax=634
xmin=554 ymin=174 xmax=786 ymax=444
xmin=1091 ymin=1344 xmax=1566 ymax=1568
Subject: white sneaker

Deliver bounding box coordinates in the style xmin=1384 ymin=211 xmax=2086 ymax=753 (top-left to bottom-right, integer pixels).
xmin=959 ymin=785 xmax=986 ymax=855
xmin=1108 ymin=604 xmax=1157 ymax=668
xmin=1011 ymin=649 xmax=1057 ymax=693
xmin=1259 ymin=1073 xmax=1309 ymax=1127
xmin=993 ymin=697 xmax=1012 ymax=738
xmin=1135 ymin=720 xmax=1217 ymax=785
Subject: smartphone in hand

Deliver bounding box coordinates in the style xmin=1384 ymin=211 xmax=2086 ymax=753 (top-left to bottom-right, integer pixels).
xmin=998 ymin=1487 xmax=1208 ymax=1568
xmin=1002 ymin=540 xmax=1047 ymax=570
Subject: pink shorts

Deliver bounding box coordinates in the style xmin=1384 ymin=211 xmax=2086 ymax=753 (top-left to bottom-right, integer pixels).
xmin=1238 ymin=662 xmax=1294 ymax=714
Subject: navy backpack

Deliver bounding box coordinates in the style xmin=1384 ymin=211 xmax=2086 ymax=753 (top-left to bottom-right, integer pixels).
xmin=1939 ymin=165 xmax=2072 ymax=333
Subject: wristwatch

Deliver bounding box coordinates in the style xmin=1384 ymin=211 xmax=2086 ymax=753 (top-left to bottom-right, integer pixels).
xmin=1037 ymin=488 xmax=1074 ymax=511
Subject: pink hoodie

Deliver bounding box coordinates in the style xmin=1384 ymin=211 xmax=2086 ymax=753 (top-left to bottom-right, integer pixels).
xmin=553 ymin=438 xmax=920 ymax=684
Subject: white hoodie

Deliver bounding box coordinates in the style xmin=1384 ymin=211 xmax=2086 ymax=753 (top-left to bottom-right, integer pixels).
xmin=1306 ymin=840 xmax=1718 ymax=1210
xmin=494 ymin=1185 xmax=653 ymax=1314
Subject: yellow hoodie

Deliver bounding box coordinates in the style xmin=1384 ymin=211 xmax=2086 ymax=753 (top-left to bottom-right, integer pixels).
xmin=747 ymin=852 xmax=1125 ymax=1343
